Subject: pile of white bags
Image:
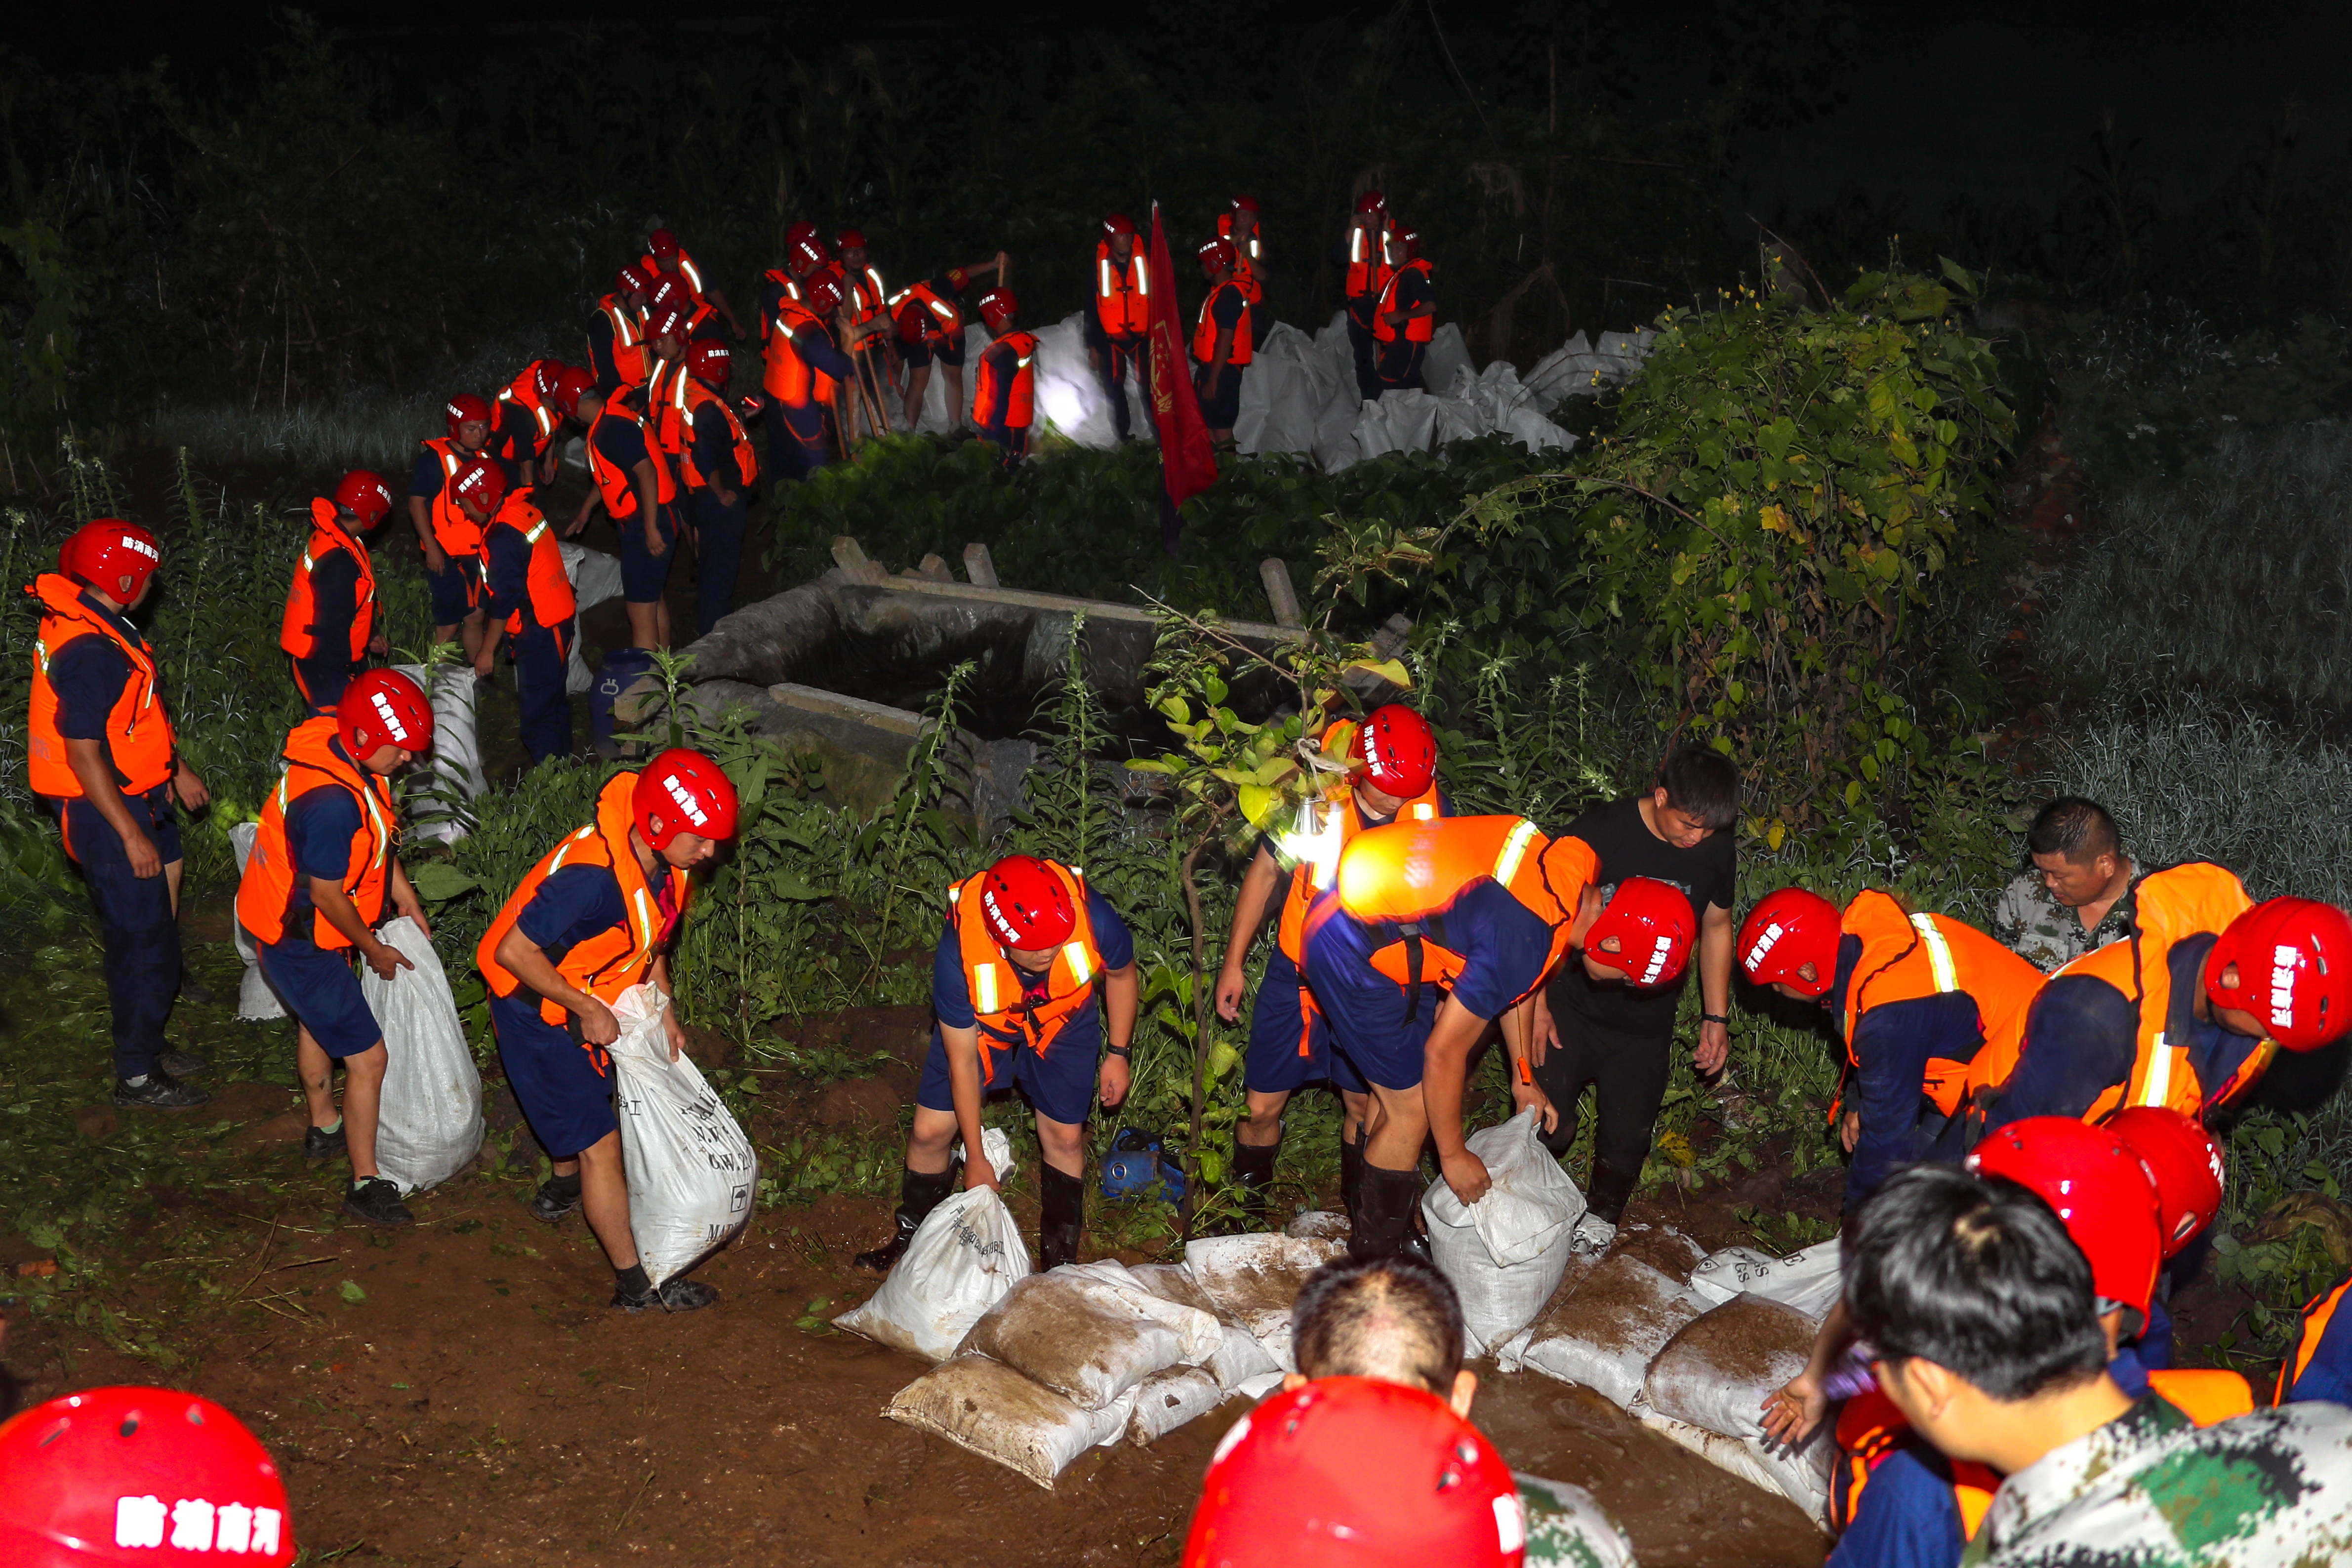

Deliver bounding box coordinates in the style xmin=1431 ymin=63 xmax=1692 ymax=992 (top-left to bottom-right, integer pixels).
xmin=1422 ymin=1109 xmax=1587 ymax=1354
xmin=1507 ymin=1252 xmax=1699 ymax=1407
xmin=391 ymin=662 xmax=485 ymax=846
xmin=1686 ymin=1237 xmax=1844 ymax=1321
xmin=907 ymin=313 xmax=1158 ymax=445
xmin=227 ymin=822 xmax=284 ymax=1023
xmin=835 ymin=1128 xmax=1029 ymax=1360
xmin=605 ymin=983 xmax=758 ymax=1287
xmin=1522 ymin=329 xmax=1659 ymax=409
xmin=557 ymin=542 xmax=626 ymax=695
xmin=358 ymin=915 xmax=484 ymax=1194
xmin=1179 ymin=1232 xmax=1347 ymax=1372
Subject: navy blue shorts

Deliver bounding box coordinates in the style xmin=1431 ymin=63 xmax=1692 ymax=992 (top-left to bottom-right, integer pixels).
xmin=1301 ymin=910 xmax=1440 ymax=1092
xmin=492 ymin=992 xmax=617 ymax=1158
xmin=917 ymin=1022 xmax=1098 ymax=1127
xmin=1195 ymin=370 xmax=1242 ymax=431
xmin=55 ymin=786 xmax=183 ymax=868
xmin=1244 ymin=948 xmax=1366 ymax=1095
xmin=256 ymin=937 xmax=382 ymax=1057
xmin=901 ymin=336 xmax=965 ymax=371
xmin=290 ymin=652 xmax=359 ymax=716
xmin=617 ymin=504 xmax=680 ymax=604
xmin=426 ymin=553 xmax=481 ymax=625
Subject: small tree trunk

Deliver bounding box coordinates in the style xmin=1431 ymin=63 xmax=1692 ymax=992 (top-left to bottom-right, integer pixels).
xmin=1179 ymin=805 xmax=1234 ymax=1230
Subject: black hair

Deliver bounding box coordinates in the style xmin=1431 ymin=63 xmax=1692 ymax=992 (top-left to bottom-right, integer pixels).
xmin=1291 ymin=1253 xmax=1465 ymax=1395
xmin=1658 ymin=744 xmax=1742 ymax=831
xmin=1843 ymin=1165 xmax=2111 ymax=1403
xmin=2027 ymin=796 xmax=2121 ymax=865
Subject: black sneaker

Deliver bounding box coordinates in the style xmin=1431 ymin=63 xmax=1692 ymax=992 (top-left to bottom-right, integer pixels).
xmin=611 ymin=1275 xmax=720 ymax=1313
xmin=157 ymin=1047 xmax=207 ymax=1076
xmin=529 ymin=1177 xmax=583 ymax=1224
xmin=115 ymin=1072 xmax=207 ymax=1109
xmin=305 ymin=1123 xmax=348 ymax=1162
xmin=853 ymin=1212 xmax=920 ymax=1273
xmin=344 ymin=1176 xmax=414 ymax=1228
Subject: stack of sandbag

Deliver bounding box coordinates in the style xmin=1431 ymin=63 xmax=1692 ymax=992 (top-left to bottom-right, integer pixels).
xmin=227 ymin=822 xmax=284 ymax=1022
xmin=1685 ymin=1237 xmax=1843 ymax=1321
xmin=1521 ymin=328 xmax=1659 ymax=410
xmin=1504 ymin=1251 xmax=1701 ymax=1406
xmin=1419 ymin=323 xmax=1474 ymax=406
xmin=1437 ymin=362 xmax=1580 ymax=455
xmin=1178 ymin=1231 xmax=1347 ymax=1373
xmin=392 ymin=662 xmax=486 ymax=845
xmin=358 ymin=916 xmax=484 ymax=1194
xmin=1234 ymin=322 xmax=1347 ymax=459
xmin=1027 ymin=313 xmax=1155 ymax=448
xmin=557 ymin=542 xmax=626 ymax=695
xmin=835 ymin=1128 xmax=1029 ymax=1360
xmin=1637 ymin=1292 xmax=1833 ymax=1522
xmin=1421 ymin=1109 xmax=1587 ymax=1355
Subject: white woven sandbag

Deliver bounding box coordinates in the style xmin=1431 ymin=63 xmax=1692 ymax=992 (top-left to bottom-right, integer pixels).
xmin=1422 ymin=1109 xmax=1586 ymax=1354
xmin=606 ymin=983 xmax=758 ymax=1286
xmin=956 ymin=1261 xmax=1220 ymax=1411
xmin=1687 ymin=1238 xmax=1843 ymax=1321
xmin=1643 ymin=1292 xmax=1821 ymax=1442
xmin=1182 ymin=1232 xmax=1347 ymax=1371
xmin=1635 ymin=1405 xmax=1833 ymax=1525
xmin=1126 ymin=1365 xmax=1227 ymax=1447
xmin=886 ymin=1353 xmax=1136 ymax=1489
xmin=228 ymin=822 xmax=285 ymax=1022
xmin=358 ymin=916 xmax=483 ymax=1194
xmin=836 ymin=1128 xmax=1028 ymax=1361
xmin=557 ymin=543 xmax=626 ymax=695
xmin=1517 ymin=1253 xmax=1703 ymax=1409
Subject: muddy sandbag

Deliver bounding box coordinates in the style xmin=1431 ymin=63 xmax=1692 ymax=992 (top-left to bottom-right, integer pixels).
xmin=1517 ymin=1253 xmax=1703 ymax=1409
xmin=1636 ymin=1407 xmax=1832 ymax=1524
xmin=228 ymin=823 xmax=285 ymax=1022
xmin=835 ymin=1128 xmax=1028 ymax=1361
xmin=1182 ymin=1233 xmax=1346 ymax=1370
xmin=885 ymin=1352 xmax=1137 ymax=1489
xmin=1643 ymin=1292 xmax=1819 ymax=1442
xmin=1422 ymin=1108 xmax=1586 ymax=1354
xmin=955 ymin=1261 xmax=1220 ymax=1411
xmin=1125 ymin=1365 xmax=1227 ymax=1447
xmin=1612 ymin=1221 xmax=1707 ymax=1282
xmin=607 ymin=983 xmax=758 ymax=1286
xmin=1128 ymin=1261 xmax=1218 ymax=1317
xmin=358 ymin=916 xmax=484 ymax=1195
xmin=1513 ymin=1472 xmax=1639 ymax=1568
xmin=1284 ymin=1210 xmax=1349 ymax=1243
xmin=1205 ymin=1322 xmax=1281 ymax=1391
xmin=1686 ymin=1238 xmax=1842 ymax=1321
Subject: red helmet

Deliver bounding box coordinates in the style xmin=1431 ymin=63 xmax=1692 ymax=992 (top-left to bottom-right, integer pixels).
xmin=836 ymin=227 xmax=867 ymax=251
xmin=647 ymin=276 xmax=687 ymax=313
xmin=1737 ymin=887 xmax=1842 ymax=998
xmin=786 ymin=221 xmax=829 ymax=273
xmin=1586 ymin=877 xmax=1698 ymax=989
xmin=647 ymin=306 xmax=689 ymax=343
xmin=1396 ymin=224 xmax=1423 ymax=259
xmin=687 ymin=339 xmax=732 ymax=389
xmin=803 ymin=273 xmax=843 ymax=315
xmin=647 ymin=226 xmax=680 ymax=262
xmin=1231 ymin=195 xmax=1259 ymax=213
xmin=59 ymin=521 xmax=162 ymax=603
xmin=1967 ymin=1116 xmax=2162 ymax=1324
xmin=1355 ymin=189 xmax=1387 ymax=213
xmin=976 ymin=855 xmax=1075 ymax=950
xmin=616 ymin=262 xmax=653 ymax=295
xmin=530 ymin=359 xmax=568 ymax=402
xmin=1102 ymin=212 xmax=1137 ymax=238
xmin=1198 ymin=238 xmax=1237 ymax=272
xmin=1348 ymin=704 xmax=1436 ymax=798
xmin=338 ymin=668 xmax=434 ymax=758
xmin=450 ymin=457 xmax=506 ymax=517
xmin=552 ymin=364 xmax=597 ymax=419
xmin=444 ymin=392 xmax=491 ymax=439
xmin=0 ymin=1386 xmax=296 ymax=1567
xmin=634 ymin=749 xmax=740 ymax=850
xmin=1182 ymin=1377 xmax=1524 ymax=1568
xmin=976 ymin=288 xmax=1017 ymax=331
xmin=2105 ymin=1106 xmax=2226 ymax=1259
xmin=2207 ymin=897 xmax=2352 ymax=1051
xmin=331 ymin=471 xmax=394 ymax=529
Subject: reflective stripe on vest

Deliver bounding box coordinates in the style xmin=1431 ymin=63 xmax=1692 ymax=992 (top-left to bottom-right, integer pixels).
xmin=1911 ymin=913 xmax=1960 ymax=992
xmin=1493 ymin=818 xmax=1541 ymax=887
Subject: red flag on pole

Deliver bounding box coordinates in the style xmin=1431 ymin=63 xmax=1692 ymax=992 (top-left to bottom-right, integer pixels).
xmin=1145 ymin=201 xmax=1218 ymax=553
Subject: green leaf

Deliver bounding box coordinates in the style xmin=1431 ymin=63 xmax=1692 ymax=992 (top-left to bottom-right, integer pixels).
xmin=338 ymin=1280 xmax=367 ymax=1304
xmin=406 ymin=861 xmax=479 ymax=903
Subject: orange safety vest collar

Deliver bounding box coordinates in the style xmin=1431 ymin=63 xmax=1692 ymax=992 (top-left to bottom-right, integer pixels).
xmin=1192 ymin=280 xmax=1254 ymax=368
xmin=1345 ymin=217 xmax=1394 ymax=302
xmin=235 ymin=717 xmax=396 ymax=951
xmin=499 ymin=369 xmax=560 ymax=461
xmin=971 ymin=331 xmax=1039 ymax=429
xmin=26 ymin=572 xmax=174 ymax=799
xmin=848 ymin=264 xmax=890 ymax=324
xmin=477 ymin=493 xmax=579 ymax=636
xmin=1837 ymin=890 xmax=2043 ymax=1117
xmin=1372 ymin=258 xmax=1435 ymax=344
xmin=763 ymin=300 xmax=837 ymax=407
xmin=280 ymin=497 xmax=379 ymax=663
xmin=948 ymin=861 xmax=1107 ymax=1090
xmin=1094 ymin=241 xmax=1151 ymax=336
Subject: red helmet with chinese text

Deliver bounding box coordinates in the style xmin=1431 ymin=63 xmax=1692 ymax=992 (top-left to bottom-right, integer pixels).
xmin=836 ymin=227 xmax=867 ymax=251
xmin=1102 ymin=212 xmax=1137 ymax=238
xmin=450 ymin=457 xmax=506 ymax=518
xmin=803 ymin=273 xmax=843 ymax=315
xmin=647 ymin=276 xmax=689 ymax=317
xmin=2207 ymin=897 xmax=2352 ymax=1051
xmin=633 ymin=749 xmax=739 ymax=850
xmin=687 ymin=339 xmax=732 ymax=389
xmin=1198 ymin=238 xmax=1237 ymax=272
xmin=2104 ymin=1106 xmax=2226 ymax=1259
xmin=647 ymin=306 xmax=689 ymax=344
xmin=530 ymin=359 xmax=568 ymax=402
xmin=976 ymin=855 xmax=1075 ymax=950
xmin=1968 ymin=1116 xmax=2162 ymax=1324
xmin=616 ymin=262 xmax=653 ymax=296
xmin=1355 ymin=189 xmax=1387 ymax=213
xmin=338 ymin=669 xmax=433 ymax=759
xmin=1182 ymin=1377 xmax=1524 ymax=1568
xmin=1737 ymin=887 xmax=1842 ymax=999
xmin=444 ymin=393 xmax=492 ymax=440
xmin=1231 ymin=195 xmax=1259 ymax=214
xmin=0 ymin=1387 xmax=296 ymax=1567
xmin=786 ymin=221 xmax=828 ymax=273
xmin=977 ymin=288 xmax=1017 ymax=331
xmin=647 ymin=226 xmax=680 ymax=262
xmin=1586 ymin=877 xmax=1698 ymax=989
xmin=331 ymin=471 xmax=394 ymax=530
xmin=1348 ymin=704 xmax=1437 ymax=798
xmin=59 ymin=521 xmax=162 ymax=603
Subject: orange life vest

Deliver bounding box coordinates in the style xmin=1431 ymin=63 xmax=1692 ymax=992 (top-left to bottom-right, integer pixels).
xmin=477 ymin=770 xmax=692 ymax=1028
xmin=662 ymin=371 xmax=758 ymax=490
xmin=1335 ymin=816 xmax=1598 ymax=1007
xmin=585 ymin=401 xmax=677 ymax=521
xmin=760 ymin=267 xmax=802 ymax=334
xmin=1192 ymin=279 xmax=1254 ymax=368
xmin=847 ymin=263 xmax=890 ymax=326
xmin=971 ymin=331 xmax=1038 ymax=429
xmin=420 ymin=437 xmax=487 ymax=556
xmin=946 ymin=860 xmax=1107 ymax=1089
xmin=2280 ymin=1275 xmax=2352 ymax=1403
xmin=1832 ymin=1388 xmax=2000 ymax=1542
xmin=1094 ymin=241 xmax=1151 ymax=336
xmin=1216 ymin=212 xmax=1263 ymax=305
xmin=1372 ymin=258 xmax=1435 ymax=344
xmin=646 ymin=357 xmax=689 ymax=455
xmin=763 ymin=299 xmax=837 ymax=407
xmin=640 ymin=252 xmax=707 ymax=305
xmin=2146 ymin=1368 xmax=2255 ymax=1423
xmin=279 ymin=497 xmax=378 ymax=662
xmin=1275 ymin=720 xmax=1443 ymax=965
xmin=235 ymin=716 xmax=396 ymax=951
xmin=592 ymin=293 xmax=643 ymax=355
xmin=25 ymin=572 xmax=174 ymax=799
xmin=1838 ymin=890 xmax=2044 ymax=1118
xmin=498 ymin=363 xmax=561 ymax=463
xmin=1345 ymin=217 xmax=1393 ymax=302
xmin=476 ymin=492 xmax=578 ymax=637
xmin=608 ymin=341 xmax=651 ymax=392
xmin=891 ymin=280 xmax=962 ymax=346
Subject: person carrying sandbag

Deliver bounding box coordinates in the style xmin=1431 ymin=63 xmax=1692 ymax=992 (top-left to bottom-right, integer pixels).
xmin=477 ymin=749 xmax=739 ymax=1313
xmin=236 ymin=670 xmax=438 ymax=1228
xmin=854 ymin=854 xmax=1139 ymax=1274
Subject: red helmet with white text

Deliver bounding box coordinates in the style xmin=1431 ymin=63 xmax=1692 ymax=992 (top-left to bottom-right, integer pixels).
xmin=531 ymin=359 xmax=568 ymax=402
xmin=786 ymin=222 xmax=828 ymax=273
xmin=975 ymin=855 xmax=1075 ymax=950
xmin=1968 ymin=1116 xmax=2162 ymax=1325
xmin=59 ymin=521 xmax=162 ymax=603
xmin=2104 ymin=1106 xmax=2226 ymax=1259
xmin=803 ymin=273 xmax=843 ymax=315
xmin=552 ymin=365 xmax=597 ymax=419
xmin=1231 ymin=195 xmax=1259 ymax=214
xmin=646 ymin=306 xmax=689 ymax=344
xmin=1102 ymin=212 xmax=1137 ymax=238
xmin=616 ymin=262 xmax=653 ymax=296
xmin=1348 ymin=704 xmax=1437 ymax=798
xmin=444 ymin=393 xmax=492 ymax=440
xmin=2207 ymin=897 xmax=2352 ymax=1051
xmin=633 ymin=749 xmax=739 ymax=850
xmin=450 ymin=458 xmax=506 ymax=517
xmin=687 ymin=339 xmax=732 ymax=389
xmin=647 ymin=227 xmax=680 ymax=262
xmin=332 ymin=471 xmax=394 ymax=530
xmin=1355 ymin=189 xmax=1387 ymax=213
xmin=836 ymin=227 xmax=867 ymax=251
xmin=976 ymin=288 xmax=1017 ymax=331
xmin=338 ymin=668 xmax=433 ymax=759
xmin=1198 ymin=238 xmax=1237 ymax=272
xmin=1586 ymin=877 xmax=1698 ymax=989
xmin=1737 ymin=887 xmax=1842 ymax=999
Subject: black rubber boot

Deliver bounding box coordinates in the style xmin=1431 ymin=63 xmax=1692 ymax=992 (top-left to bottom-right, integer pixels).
xmin=1040 ymin=1165 xmax=1085 ymax=1270
xmin=611 ymin=1263 xmax=720 ymax=1313
xmin=855 ymin=1166 xmax=957 ymax=1272
xmin=1347 ymin=1161 xmax=1422 ymax=1258
xmin=1587 ymin=1156 xmax=1640 ymax=1227
xmin=1338 ymin=1137 xmax=1364 ymax=1222
xmin=1230 ymin=1137 xmax=1279 ymax=1230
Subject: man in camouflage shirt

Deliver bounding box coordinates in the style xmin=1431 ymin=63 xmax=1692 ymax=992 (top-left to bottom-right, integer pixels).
xmin=1990 ymin=797 xmax=2135 ymax=973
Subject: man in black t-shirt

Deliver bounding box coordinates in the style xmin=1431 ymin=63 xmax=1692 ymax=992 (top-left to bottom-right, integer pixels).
xmin=1533 ymin=746 xmax=1741 ymax=1253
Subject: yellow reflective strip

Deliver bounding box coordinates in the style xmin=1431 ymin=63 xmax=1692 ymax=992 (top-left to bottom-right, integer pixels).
xmin=1063 ymin=942 xmax=1093 ymax=986
xmin=681 ymin=258 xmax=703 ymax=291
xmin=1099 ymin=258 xmax=1112 ymax=296
xmin=1910 ymin=913 xmax=1961 ymax=993
xmin=633 ymin=887 xmax=656 ymax=950
xmin=973 ymin=963 xmax=999 ymax=1015
xmin=1492 ymin=819 xmax=1540 ymax=886
xmin=1135 ymin=259 xmax=1149 ymax=296
xmin=1409 ymin=802 xmax=1436 ymax=821
xmin=525 ymin=520 xmax=550 ymax=543
xmin=2141 ymin=1032 xmax=2172 ymax=1107
xmin=360 ymin=783 xmax=390 ymax=869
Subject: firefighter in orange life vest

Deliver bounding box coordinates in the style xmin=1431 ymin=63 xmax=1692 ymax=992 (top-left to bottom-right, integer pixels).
xmin=28 ymin=522 xmax=213 ymax=1108
xmin=855 ymin=855 xmax=1140 ymax=1273
xmin=970 ymin=289 xmax=1037 ymax=466
xmin=763 ymin=271 xmax=863 ymax=485
xmin=478 ymin=749 xmax=741 ymax=1313
xmin=1341 ymin=190 xmax=1393 ymax=401
xmin=281 ymin=471 xmax=394 ymax=717
xmin=236 ymin=670 xmax=435 ymax=1228
xmin=493 ymin=360 xmax=570 ymax=490
xmin=1373 ymin=223 xmax=1435 ymax=397
xmin=1737 ymin=886 xmax=2044 ymax=1214
xmin=662 ymin=339 xmax=758 ymax=635
xmin=1217 ymin=195 xmax=1264 ymax=338
xmin=1302 ymin=816 xmax=1696 ymax=1256
xmin=588 ymin=263 xmax=653 ymax=395
xmin=888 ymin=257 xmax=1004 ymax=434
xmin=1215 ymin=707 xmax=1444 ymax=1226
xmin=1086 ymin=213 xmax=1156 ymax=443
xmin=408 ymin=393 xmax=494 ymax=662
xmin=1193 ymin=238 xmax=1252 ymax=450
xmin=642 ymin=224 xmax=744 ymax=340
xmin=838 ymin=228 xmax=898 ymax=424
xmin=461 ymin=459 xmax=577 ymax=765
xmin=560 ymin=369 xmax=679 ymax=652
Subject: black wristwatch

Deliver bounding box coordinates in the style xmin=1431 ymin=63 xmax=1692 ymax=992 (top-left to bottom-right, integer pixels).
xmin=1106 ymin=1045 xmax=1132 ymax=1059
xmin=1701 ymin=1012 xmax=1730 ymax=1025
